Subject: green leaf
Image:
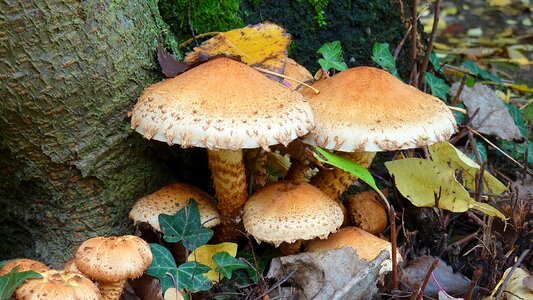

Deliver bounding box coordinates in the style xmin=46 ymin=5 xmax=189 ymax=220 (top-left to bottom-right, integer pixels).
xmin=310 ymin=146 xmax=378 ymax=190
xmin=236 ymin=249 xmax=277 ymax=284
xmin=425 ymin=72 xmax=450 ymax=100
xmin=158 ymin=200 xmax=213 ymax=251
xmin=176 ymin=262 xmax=212 ymax=291
xmin=465 ymin=75 xmax=476 ymax=87
xmin=429 ymin=52 xmax=441 ymax=71
xmin=470 ymin=138 xmax=488 ymax=163
xmin=0 ymin=268 xmax=42 ymax=300
xmin=146 ymin=243 xmax=178 ymax=293
xmin=316 ymin=41 xmax=348 ymax=72
xmin=371 ymin=43 xmax=400 ymax=78
xmin=213 ymin=252 xmax=248 ymax=279
xmin=498 ymin=139 xmax=533 ymax=164
xmin=506 ymin=103 xmax=528 ymax=139
xmin=522 ymin=104 xmax=533 ymax=123
xmin=385 ymin=158 xmax=505 ymax=219
xmin=452 ymin=102 xmax=467 ymax=125
xmin=462 ymin=60 xmax=502 ymax=84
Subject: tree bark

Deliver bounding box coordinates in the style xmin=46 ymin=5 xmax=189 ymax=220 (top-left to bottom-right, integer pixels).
xmin=0 ymin=0 xmax=177 ymax=266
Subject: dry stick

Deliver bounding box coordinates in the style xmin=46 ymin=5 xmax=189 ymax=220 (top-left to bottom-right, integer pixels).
xmin=444 ymin=230 xmax=479 ymax=253
xmin=522 ymin=143 xmax=529 ymax=185
xmin=451 ymin=74 xmax=467 ymax=106
xmin=418 ymin=0 xmax=440 ymax=88
xmin=465 ymin=267 xmax=483 ymax=300
xmin=417 ymin=259 xmax=440 ymax=300
xmin=389 ymin=206 xmax=399 ymax=297
xmin=495 ymin=249 xmax=531 ymax=300
xmin=394 ymin=5 xmax=430 ymax=60
xmin=470 ymin=129 xmax=533 ymax=176
xmin=179 ymin=32 xmax=220 ymax=48
xmin=253 ymin=67 xmax=320 ymax=94
xmin=409 ymin=0 xmax=418 ymax=87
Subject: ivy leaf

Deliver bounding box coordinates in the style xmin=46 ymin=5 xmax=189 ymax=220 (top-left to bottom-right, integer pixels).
xmin=506 ymin=103 xmax=528 ymax=139
xmin=212 ymin=252 xmax=248 ymax=279
xmin=0 ymin=268 xmax=42 ymax=300
xmin=462 ymin=60 xmax=502 ymax=84
xmin=158 ymin=200 xmax=213 ymax=251
xmin=188 ymin=242 xmax=238 ymax=282
xmin=317 ymin=41 xmax=348 ymax=72
xmin=236 ymin=249 xmax=277 ymax=284
xmin=470 ymin=138 xmax=488 ymax=163
xmin=425 ymin=72 xmax=450 ymax=100
xmin=429 ymin=52 xmax=441 ymax=71
xmin=176 ymin=262 xmax=212 ymax=292
xmin=465 ymin=75 xmax=476 ymax=87
xmin=371 ymin=43 xmax=400 ymax=78
xmin=310 ymin=146 xmax=378 ymax=191
xmin=146 ymin=244 xmax=178 ymax=294
xmin=498 ymin=140 xmax=533 ymax=164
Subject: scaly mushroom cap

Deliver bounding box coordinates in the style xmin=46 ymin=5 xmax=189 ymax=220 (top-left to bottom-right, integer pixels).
xmin=15 ymin=270 xmax=100 ymax=300
xmin=301 ymin=66 xmax=456 ymax=152
xmin=344 ymin=190 xmax=388 ymax=235
xmin=130 ymin=57 xmax=314 ymax=151
xmin=129 ymin=182 xmax=220 ymax=231
xmin=243 ymin=180 xmax=343 ymax=246
xmin=305 ymin=227 xmax=401 ymax=273
xmin=283 ymin=58 xmax=313 ymax=91
xmin=0 ymin=258 xmax=48 ymax=276
xmin=75 ymin=235 xmax=152 ymax=283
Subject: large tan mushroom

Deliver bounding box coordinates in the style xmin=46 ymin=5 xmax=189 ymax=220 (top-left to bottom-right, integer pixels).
xmin=130 ymin=58 xmax=314 ymax=240
xmin=15 ymin=270 xmax=100 ymax=300
xmin=129 ymin=182 xmax=220 ymax=232
xmin=75 ymin=235 xmax=152 ymax=300
xmin=301 ymin=66 xmax=456 ymax=199
xmin=243 ymin=180 xmax=343 ymax=253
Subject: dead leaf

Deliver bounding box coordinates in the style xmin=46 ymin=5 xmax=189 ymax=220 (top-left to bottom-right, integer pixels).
xmin=266 ymin=247 xmax=387 ymax=300
xmin=501 ymin=268 xmax=533 ymax=299
xmin=187 ymin=242 xmax=238 ymax=282
xmin=450 ymin=83 xmax=524 ymax=141
xmin=127 ymin=275 xmax=163 ymax=300
xmin=184 ymin=23 xmax=291 ymax=75
xmin=163 ymin=288 xmax=185 ymax=300
xmin=157 ymin=42 xmax=188 ymax=78
xmin=400 ymin=256 xmax=471 ymax=298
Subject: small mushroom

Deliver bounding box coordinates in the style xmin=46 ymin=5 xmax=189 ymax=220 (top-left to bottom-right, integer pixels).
xmin=129 ymin=182 xmax=220 ymax=232
xmin=0 ymin=258 xmax=48 ymax=276
xmin=300 ymin=66 xmax=457 ymax=199
xmin=75 ymin=235 xmax=152 ymax=300
xmin=305 ymin=226 xmax=402 ymax=274
xmin=243 ymin=180 xmax=343 ymax=253
xmin=15 ymin=269 xmax=100 ymax=300
xmin=344 ymin=189 xmax=388 ymax=235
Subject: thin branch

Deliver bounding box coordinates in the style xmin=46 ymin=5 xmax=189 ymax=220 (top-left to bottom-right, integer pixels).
xmin=418 ymin=0 xmax=441 ymax=88
xmin=495 ymin=249 xmax=531 ymax=300
xmin=451 ymin=74 xmax=467 ymax=106
xmin=179 ymin=32 xmax=220 ymax=48
xmin=417 ymin=259 xmax=440 ymax=300
xmin=410 ymin=0 xmax=418 ymax=87
xmin=253 ymin=67 xmax=320 ymax=94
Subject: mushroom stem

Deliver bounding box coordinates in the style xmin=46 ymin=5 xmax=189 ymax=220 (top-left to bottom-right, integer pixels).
xmin=98 ymin=280 xmax=126 ymax=300
xmin=279 ymin=240 xmax=303 ymax=255
xmin=310 ymin=152 xmax=376 ymax=200
xmin=207 ymin=149 xmax=248 ymax=240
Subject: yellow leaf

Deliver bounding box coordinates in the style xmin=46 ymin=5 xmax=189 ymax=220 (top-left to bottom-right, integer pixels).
xmin=504 ymin=83 xmax=533 ymax=93
xmin=429 ymin=142 xmax=507 ymax=194
xmin=488 ymin=0 xmax=512 ymax=7
xmin=164 ymin=288 xmax=185 ymax=300
xmin=185 ymin=23 xmax=291 ymax=74
xmin=507 ymin=46 xmax=530 ymax=65
xmin=385 ymin=158 xmax=506 ymax=219
xmin=187 ymin=242 xmax=238 ymax=282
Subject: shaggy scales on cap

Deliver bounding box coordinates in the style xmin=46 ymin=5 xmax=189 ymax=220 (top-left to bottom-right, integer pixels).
xmin=15 ymin=270 xmax=100 ymax=300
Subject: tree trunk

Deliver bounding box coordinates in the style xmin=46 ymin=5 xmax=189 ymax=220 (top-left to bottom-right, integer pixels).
xmin=0 ymin=0 xmax=178 ymax=266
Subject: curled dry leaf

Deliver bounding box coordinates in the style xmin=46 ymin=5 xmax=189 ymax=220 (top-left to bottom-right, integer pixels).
xmin=500 ymin=267 xmax=533 ymax=299
xmin=187 ymin=242 xmax=238 ymax=282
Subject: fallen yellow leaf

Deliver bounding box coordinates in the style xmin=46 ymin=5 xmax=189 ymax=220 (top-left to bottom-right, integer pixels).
xmin=187 ymin=242 xmax=238 ymax=282
xmin=185 ymin=23 xmax=291 ymax=74
xmin=164 ymin=288 xmax=185 ymax=300
xmin=429 ymin=142 xmax=507 ymax=194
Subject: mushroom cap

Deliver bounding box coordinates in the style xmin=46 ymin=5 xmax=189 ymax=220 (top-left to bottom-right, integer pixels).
xmin=130 ymin=57 xmax=315 ymax=151
xmin=305 ymin=226 xmax=401 ymax=273
xmin=15 ymin=270 xmax=100 ymax=300
xmin=243 ymin=180 xmax=344 ymax=246
xmin=344 ymin=190 xmax=388 ymax=235
xmin=129 ymin=182 xmax=220 ymax=231
xmin=0 ymin=258 xmax=48 ymax=276
xmin=63 ymin=259 xmax=82 ymax=275
xmin=283 ymin=58 xmax=313 ymax=91
xmin=301 ymin=66 xmax=456 ymax=152
xmin=75 ymin=235 xmax=152 ymax=283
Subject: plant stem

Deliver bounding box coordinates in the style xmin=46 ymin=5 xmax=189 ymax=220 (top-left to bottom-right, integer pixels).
xmin=418 ymin=0 xmax=440 ymax=88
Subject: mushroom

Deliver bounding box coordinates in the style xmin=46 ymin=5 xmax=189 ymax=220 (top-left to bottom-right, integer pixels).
xmin=0 ymin=258 xmax=48 ymax=275
xmin=242 ymin=180 xmax=343 ymax=254
xmin=75 ymin=235 xmax=152 ymax=300
xmin=343 ymin=189 xmax=388 ymax=235
xmin=300 ymin=66 xmax=456 ymax=199
xmin=129 ymin=182 xmax=220 ymax=232
xmin=63 ymin=259 xmax=82 ymax=275
xmin=283 ymin=58 xmax=314 ymax=91
xmin=305 ymin=226 xmax=402 ymax=274
xmin=130 ymin=58 xmax=314 ymax=240
xmin=15 ymin=270 xmax=100 ymax=300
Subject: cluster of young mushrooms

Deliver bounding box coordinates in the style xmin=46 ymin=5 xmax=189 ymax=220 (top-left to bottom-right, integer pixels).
xmin=4 ymin=57 xmax=456 ymax=299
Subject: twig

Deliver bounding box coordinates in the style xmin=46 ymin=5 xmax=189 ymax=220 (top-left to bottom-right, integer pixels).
xmin=522 ymin=142 xmax=529 ymax=185
xmin=444 ymin=230 xmax=479 ymax=253
xmin=389 ymin=206 xmax=399 ymax=297
xmin=466 ymin=211 xmax=488 ymax=230
xmin=495 ymin=249 xmax=531 ymax=300
xmin=451 ymin=74 xmax=467 ymax=106
xmin=471 ymin=129 xmax=533 ymax=176
xmin=465 ymin=267 xmax=482 ymax=300
xmin=394 ymin=5 xmax=430 ymax=60
xmin=410 ymin=0 xmax=418 ymax=88
xmin=447 ymin=106 xmax=467 ymax=114
xmin=179 ymin=32 xmax=221 ymax=48
xmin=255 ymin=270 xmax=296 ymax=299
xmin=417 ymin=259 xmax=440 ymax=300
xmin=418 ymin=0 xmax=441 ymax=88
xmin=253 ymin=67 xmax=320 ymax=94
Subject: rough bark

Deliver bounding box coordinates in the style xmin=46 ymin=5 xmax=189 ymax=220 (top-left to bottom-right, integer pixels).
xmin=0 ymin=0 xmax=179 ymax=266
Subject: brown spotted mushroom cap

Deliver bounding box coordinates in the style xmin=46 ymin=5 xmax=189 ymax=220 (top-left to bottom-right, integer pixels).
xmin=305 ymin=226 xmax=402 ymax=274
xmin=0 ymin=258 xmax=48 ymax=276
xmin=75 ymin=235 xmax=152 ymax=283
xmin=243 ymin=180 xmax=343 ymax=246
xmin=129 ymin=182 xmax=220 ymax=231
xmin=301 ymin=66 xmax=456 ymax=152
xmin=15 ymin=270 xmax=100 ymax=300
xmin=130 ymin=57 xmax=314 ymax=151
xmin=344 ymin=190 xmax=388 ymax=235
